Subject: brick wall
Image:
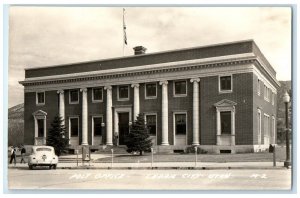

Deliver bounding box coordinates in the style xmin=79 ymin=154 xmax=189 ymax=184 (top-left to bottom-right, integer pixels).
xmin=252 ymin=74 xmax=277 ymax=145
xmin=24 ymin=91 xmax=59 ymax=145
xmin=200 ymin=73 xmax=254 ymax=145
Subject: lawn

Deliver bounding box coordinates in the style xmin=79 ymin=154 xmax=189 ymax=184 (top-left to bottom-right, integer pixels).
xmin=94 ymin=146 xmax=287 ymax=163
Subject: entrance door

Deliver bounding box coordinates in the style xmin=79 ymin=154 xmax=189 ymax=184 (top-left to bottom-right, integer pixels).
xmin=118 ymin=112 xmax=129 ymax=145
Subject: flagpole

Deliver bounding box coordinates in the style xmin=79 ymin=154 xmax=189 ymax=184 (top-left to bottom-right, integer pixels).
xmin=123 ymin=8 xmax=125 ymax=56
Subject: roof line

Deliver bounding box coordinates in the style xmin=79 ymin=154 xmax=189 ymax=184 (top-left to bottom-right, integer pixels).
xmin=24 ymin=39 xmax=255 ymax=71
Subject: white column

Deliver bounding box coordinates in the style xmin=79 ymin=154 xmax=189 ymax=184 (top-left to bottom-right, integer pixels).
xmin=57 ymin=90 xmax=65 ymax=126
xmin=114 ymin=110 xmax=119 ymax=136
xmin=80 ymin=88 xmax=88 ymax=145
xmin=231 ymin=107 xmax=236 ymax=146
xmin=190 ymin=78 xmax=200 ymax=145
xmin=34 ymin=117 xmax=38 ymax=145
xmin=43 ymin=118 xmax=47 ymax=145
xmin=131 ymin=83 xmax=140 ymax=121
xmin=159 ymin=80 xmax=169 ymax=146
xmin=216 ymin=108 xmax=221 ymax=146
xmin=104 ymin=86 xmax=113 ymax=145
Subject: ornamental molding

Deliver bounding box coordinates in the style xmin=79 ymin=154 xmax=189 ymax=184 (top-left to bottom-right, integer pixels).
xmin=20 ymin=55 xmax=257 ymax=86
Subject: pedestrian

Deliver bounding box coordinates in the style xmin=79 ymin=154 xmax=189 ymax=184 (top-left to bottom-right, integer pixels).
xmin=20 ymin=145 xmax=26 ymax=164
xmin=9 ymin=146 xmax=17 ymax=165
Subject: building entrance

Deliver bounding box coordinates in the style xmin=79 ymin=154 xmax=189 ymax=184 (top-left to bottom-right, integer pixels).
xmin=118 ymin=112 xmax=129 ymax=145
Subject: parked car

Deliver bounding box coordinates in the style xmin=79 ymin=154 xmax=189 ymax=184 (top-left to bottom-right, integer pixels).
xmin=28 ymin=146 xmax=58 ymax=170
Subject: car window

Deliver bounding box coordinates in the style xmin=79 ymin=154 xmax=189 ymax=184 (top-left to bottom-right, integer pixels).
xmin=36 ymin=148 xmax=52 ymax=152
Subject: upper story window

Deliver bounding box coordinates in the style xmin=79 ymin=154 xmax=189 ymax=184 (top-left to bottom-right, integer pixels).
xmin=36 ymin=92 xmax=45 ymax=105
xmin=174 ymin=80 xmax=187 ymax=96
xmin=219 ymin=75 xmax=232 ymax=93
xmin=92 ymin=87 xmax=103 ymax=102
xmin=145 ymin=83 xmax=157 ymax=99
xmin=69 ymin=90 xmax=79 ymax=104
xmin=272 ymin=92 xmax=275 ymax=105
xmin=257 ymin=79 xmax=261 ymax=96
xmin=118 ymin=85 xmax=129 ymax=101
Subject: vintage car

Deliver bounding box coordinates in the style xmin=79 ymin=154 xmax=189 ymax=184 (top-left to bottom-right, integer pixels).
xmin=28 ymin=146 xmax=58 ymax=169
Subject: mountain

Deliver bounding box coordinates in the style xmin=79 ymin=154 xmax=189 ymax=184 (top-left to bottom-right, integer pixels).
xmin=8 ymin=103 xmax=24 ymax=119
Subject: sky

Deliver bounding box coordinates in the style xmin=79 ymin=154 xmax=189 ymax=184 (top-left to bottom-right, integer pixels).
xmin=8 ymin=6 xmax=292 ymax=108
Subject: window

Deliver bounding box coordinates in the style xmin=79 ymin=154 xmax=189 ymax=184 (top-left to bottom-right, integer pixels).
xmin=272 ymin=92 xmax=275 ymax=105
xmin=264 ymin=114 xmax=270 ymax=137
xmin=93 ymin=117 xmax=103 ymax=136
xmin=69 ymin=90 xmax=79 ymax=104
xmin=257 ymin=109 xmax=261 ymax=144
xmin=145 ymin=83 xmax=157 ymax=98
xmin=257 ymin=79 xmax=261 ymax=95
xmin=174 ymin=80 xmax=187 ymax=96
xmin=118 ymin=85 xmax=129 ymax=100
xmin=36 ymin=92 xmax=45 ymax=105
xmin=220 ymin=111 xmax=231 ymax=134
xmin=219 ymin=76 xmax=232 ymax=92
xmin=37 ymin=119 xmax=44 ymax=137
xmin=92 ymin=88 xmax=103 ymax=102
xmin=70 ymin=117 xmax=79 ymax=137
xmin=175 ymin=114 xmax=186 ymax=135
xmin=146 ymin=115 xmax=156 ymax=135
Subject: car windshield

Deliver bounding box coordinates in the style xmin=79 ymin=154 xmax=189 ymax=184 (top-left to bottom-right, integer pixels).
xmin=36 ymin=148 xmax=52 ymax=152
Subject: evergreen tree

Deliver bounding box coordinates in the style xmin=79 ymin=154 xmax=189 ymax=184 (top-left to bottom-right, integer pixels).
xmin=125 ymin=113 xmax=153 ymax=155
xmin=47 ymin=115 xmax=69 ymax=156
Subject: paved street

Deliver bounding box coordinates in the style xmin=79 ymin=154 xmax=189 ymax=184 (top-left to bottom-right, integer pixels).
xmin=8 ymin=168 xmax=291 ymax=190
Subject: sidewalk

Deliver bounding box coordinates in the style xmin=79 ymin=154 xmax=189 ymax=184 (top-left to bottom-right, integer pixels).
xmin=8 ymin=161 xmax=286 ymax=170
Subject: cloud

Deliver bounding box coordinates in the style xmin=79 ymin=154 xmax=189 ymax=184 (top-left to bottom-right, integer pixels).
xmin=8 ymin=6 xmax=291 ymax=107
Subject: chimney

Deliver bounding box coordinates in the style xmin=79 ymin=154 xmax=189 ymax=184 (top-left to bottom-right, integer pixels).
xmin=133 ymin=46 xmax=147 ymax=55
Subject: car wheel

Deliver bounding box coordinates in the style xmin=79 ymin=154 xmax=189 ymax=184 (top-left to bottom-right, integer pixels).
xmin=53 ymin=165 xmax=57 ymax=169
xmin=29 ymin=165 xmax=33 ymax=170
xmin=49 ymin=165 xmax=52 ymax=169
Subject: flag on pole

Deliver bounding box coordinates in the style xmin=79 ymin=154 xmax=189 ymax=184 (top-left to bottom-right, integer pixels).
xmin=123 ymin=8 xmax=127 ymax=45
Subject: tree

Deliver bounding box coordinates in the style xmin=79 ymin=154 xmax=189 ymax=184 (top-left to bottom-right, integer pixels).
xmin=125 ymin=113 xmax=153 ymax=155
xmin=47 ymin=115 xmax=69 ymax=156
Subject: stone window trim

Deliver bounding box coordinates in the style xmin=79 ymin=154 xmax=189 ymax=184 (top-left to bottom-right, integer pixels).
xmin=144 ymin=113 xmax=158 ymax=144
xmin=145 ymin=82 xmax=157 ymax=99
xmin=173 ymin=80 xmax=188 ymax=97
xmin=117 ymin=85 xmax=130 ymax=101
xmin=173 ymin=111 xmax=188 ymax=145
xmin=92 ymin=87 xmax=103 ymax=103
xmin=32 ymin=110 xmax=47 ymax=145
xmin=214 ymin=99 xmax=236 ymax=146
xmin=218 ymin=74 xmax=233 ymax=94
xmin=257 ymin=78 xmax=261 ymax=96
xmin=69 ymin=89 xmax=79 ymax=104
xmin=36 ymin=91 xmax=45 ymax=106
xmin=92 ymin=115 xmax=104 ymax=145
xmin=69 ymin=116 xmax=79 ymax=138
xmin=257 ymin=108 xmax=262 ymax=145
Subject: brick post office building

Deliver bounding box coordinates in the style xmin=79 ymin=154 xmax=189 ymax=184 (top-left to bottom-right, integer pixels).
xmin=19 ymin=40 xmax=280 ymax=153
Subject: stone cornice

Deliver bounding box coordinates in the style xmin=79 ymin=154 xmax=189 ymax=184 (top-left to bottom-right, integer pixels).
xmin=20 ymin=58 xmax=256 ymax=87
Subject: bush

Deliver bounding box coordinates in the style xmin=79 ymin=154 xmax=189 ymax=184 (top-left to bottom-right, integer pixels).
xmin=186 ymin=146 xmax=208 ymax=154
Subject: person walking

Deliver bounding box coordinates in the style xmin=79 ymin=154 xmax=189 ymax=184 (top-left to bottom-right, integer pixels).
xmin=9 ymin=146 xmax=16 ymax=165
xmin=20 ymin=145 xmax=26 ymax=164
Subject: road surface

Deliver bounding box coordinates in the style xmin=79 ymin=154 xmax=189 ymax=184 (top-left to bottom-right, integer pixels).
xmin=8 ymin=168 xmax=291 ymax=190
